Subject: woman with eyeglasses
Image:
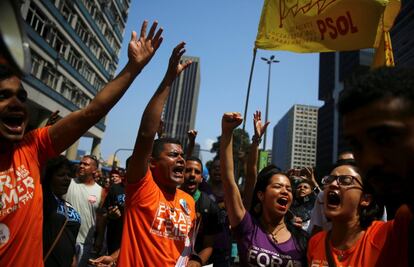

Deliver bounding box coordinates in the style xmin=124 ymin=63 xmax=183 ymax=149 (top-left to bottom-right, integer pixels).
xmin=307 ymin=160 xmax=412 ymax=267
xmin=220 ymin=112 xmax=307 ymax=267
xmin=43 ymin=156 xmax=81 ymax=267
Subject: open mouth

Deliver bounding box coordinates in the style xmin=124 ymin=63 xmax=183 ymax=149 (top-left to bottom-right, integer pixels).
xmin=276 ymin=197 xmax=289 ymax=207
xmin=327 ymin=191 xmax=341 ymax=206
xmin=2 ymin=115 xmax=25 ymax=132
xmin=173 ymin=166 xmax=184 ymax=177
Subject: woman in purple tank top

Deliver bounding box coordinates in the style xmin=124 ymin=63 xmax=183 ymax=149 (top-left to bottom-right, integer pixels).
xmin=220 ymin=112 xmax=307 ymax=267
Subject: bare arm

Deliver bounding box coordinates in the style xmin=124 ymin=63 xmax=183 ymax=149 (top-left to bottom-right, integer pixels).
xmin=198 ymin=234 xmax=214 ymax=264
xmin=244 ymin=110 xmax=269 ymax=210
xmin=126 ymin=42 xmax=192 ymax=183
xmin=50 ymin=21 xmax=163 ymax=153
xmin=186 ymin=129 xmax=197 ymax=158
xmin=220 ymin=112 xmax=246 ymax=228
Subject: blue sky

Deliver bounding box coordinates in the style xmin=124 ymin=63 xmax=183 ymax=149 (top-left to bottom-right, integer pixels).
xmin=80 ymin=0 xmax=322 ymax=166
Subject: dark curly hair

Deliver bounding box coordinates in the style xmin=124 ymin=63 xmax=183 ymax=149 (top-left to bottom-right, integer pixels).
xmin=43 ymin=155 xmax=71 ymax=186
xmin=338 ymin=67 xmax=414 ymax=116
xmin=249 ymin=164 xmax=309 ymax=254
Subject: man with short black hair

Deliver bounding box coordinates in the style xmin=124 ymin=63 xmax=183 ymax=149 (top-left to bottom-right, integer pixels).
xmin=116 ymin=42 xmax=197 ymax=266
xmin=338 ymin=66 xmax=414 ymax=267
xmin=181 ymin=156 xmax=220 ymax=266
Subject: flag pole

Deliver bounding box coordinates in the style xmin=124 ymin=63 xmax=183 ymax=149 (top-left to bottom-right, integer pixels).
xmin=242 ymin=47 xmax=258 ymax=131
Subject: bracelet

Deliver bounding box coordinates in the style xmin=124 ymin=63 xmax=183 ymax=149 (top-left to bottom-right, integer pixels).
xmin=251 ymin=135 xmax=262 ymax=145
xmin=189 ymin=254 xmax=202 ymax=265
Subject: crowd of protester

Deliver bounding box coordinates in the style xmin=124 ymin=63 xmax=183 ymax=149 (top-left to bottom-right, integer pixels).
xmin=1 ymin=19 xmax=413 ymax=267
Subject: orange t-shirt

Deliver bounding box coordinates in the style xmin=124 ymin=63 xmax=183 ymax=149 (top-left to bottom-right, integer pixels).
xmin=307 ymin=205 xmax=413 ymax=267
xmin=0 ymin=127 xmax=56 ymax=267
xmin=117 ymin=168 xmax=196 ymax=267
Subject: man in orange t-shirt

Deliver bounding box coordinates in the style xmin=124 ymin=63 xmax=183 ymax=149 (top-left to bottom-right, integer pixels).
xmin=0 ymin=20 xmax=162 ymax=266
xmin=117 ymin=42 xmax=199 ymax=267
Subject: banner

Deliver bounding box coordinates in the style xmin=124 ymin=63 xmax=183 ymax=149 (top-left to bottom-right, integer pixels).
xmin=258 ymin=150 xmax=269 ymax=172
xmin=371 ymin=0 xmax=401 ymax=67
xmin=255 ymin=0 xmax=394 ymax=53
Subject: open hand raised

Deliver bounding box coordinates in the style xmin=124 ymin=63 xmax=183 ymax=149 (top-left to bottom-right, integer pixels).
xmin=253 ymin=110 xmax=270 ymax=139
xmin=165 ymin=42 xmax=192 ymax=84
xmin=128 ymin=20 xmax=163 ymax=70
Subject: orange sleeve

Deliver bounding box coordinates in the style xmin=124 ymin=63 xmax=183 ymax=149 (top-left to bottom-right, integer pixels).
xmin=24 ymin=127 xmax=57 ymax=167
xmin=125 ymin=168 xmax=158 ymax=208
xmin=374 ymin=205 xmax=413 ymax=267
xmin=307 ymin=231 xmax=327 ymax=267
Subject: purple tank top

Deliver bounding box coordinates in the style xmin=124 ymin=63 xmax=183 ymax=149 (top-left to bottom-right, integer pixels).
xmin=233 ymin=212 xmax=305 ymax=267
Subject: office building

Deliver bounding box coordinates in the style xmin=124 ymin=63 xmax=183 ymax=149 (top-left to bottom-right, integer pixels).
xmin=163 ymin=56 xmax=201 ymax=148
xmin=20 ymin=0 xmax=130 ymax=159
xmin=272 ymin=104 xmax=318 ymax=171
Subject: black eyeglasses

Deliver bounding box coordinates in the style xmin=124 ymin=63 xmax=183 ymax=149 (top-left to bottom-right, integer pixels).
xmin=321 ymin=175 xmax=363 ymax=187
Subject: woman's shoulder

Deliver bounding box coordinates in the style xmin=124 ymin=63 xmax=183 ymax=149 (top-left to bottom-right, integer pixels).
xmin=309 ymin=230 xmax=327 ymax=247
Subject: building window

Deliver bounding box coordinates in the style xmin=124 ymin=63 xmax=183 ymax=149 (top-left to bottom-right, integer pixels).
xmin=67 ymin=48 xmax=83 ymax=70
xmin=80 ymin=63 xmax=93 ymax=83
xmin=89 ymin=37 xmax=100 ymax=57
xmin=49 ymin=29 xmax=67 ymax=56
xmin=94 ymin=76 xmax=104 ymax=91
xmin=100 ymin=53 xmax=109 ymax=69
xmin=30 ymin=51 xmax=42 ymax=78
xmin=75 ymin=20 xmax=90 ymax=44
xmin=58 ymin=1 xmax=75 ymax=23
xmin=41 ymin=64 xmax=58 ymax=89
xmin=26 ymin=3 xmax=50 ymax=39
xmin=94 ymin=13 xmax=106 ymax=32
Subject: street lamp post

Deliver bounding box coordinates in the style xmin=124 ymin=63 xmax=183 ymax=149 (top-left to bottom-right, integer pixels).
xmin=261 ymin=55 xmax=279 ymax=151
xmin=112 ymin=148 xmax=134 ymax=169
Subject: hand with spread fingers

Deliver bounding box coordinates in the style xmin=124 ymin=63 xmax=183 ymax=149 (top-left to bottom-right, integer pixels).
xmin=164 ymin=42 xmax=192 ymax=84
xmin=128 ymin=20 xmax=163 ymax=70
xmin=252 ymin=110 xmax=269 ymax=145
xmin=254 ymin=110 xmax=269 ymax=138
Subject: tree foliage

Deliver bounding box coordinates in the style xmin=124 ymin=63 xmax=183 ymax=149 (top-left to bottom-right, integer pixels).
xmin=210 ymin=128 xmax=250 ymax=178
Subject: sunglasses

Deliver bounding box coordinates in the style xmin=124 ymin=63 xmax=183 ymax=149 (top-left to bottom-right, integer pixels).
xmin=321 ymin=175 xmax=363 ymax=187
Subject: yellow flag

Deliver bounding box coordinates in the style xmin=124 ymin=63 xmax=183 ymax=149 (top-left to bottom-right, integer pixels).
xmin=255 ymin=0 xmax=395 ymax=53
xmin=372 ymin=0 xmax=401 ymax=68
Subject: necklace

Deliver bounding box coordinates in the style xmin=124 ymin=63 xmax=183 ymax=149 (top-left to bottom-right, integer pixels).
xmin=266 ymin=223 xmax=287 ymax=244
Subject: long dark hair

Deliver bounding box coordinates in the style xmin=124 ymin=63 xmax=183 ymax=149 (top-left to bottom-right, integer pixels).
xmin=249 ymin=165 xmax=309 ymax=253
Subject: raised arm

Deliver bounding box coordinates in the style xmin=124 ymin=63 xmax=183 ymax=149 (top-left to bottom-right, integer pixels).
xmin=50 ymin=20 xmax=163 ymax=153
xmin=220 ymin=112 xmax=246 ymax=227
xmin=244 ymin=110 xmax=269 ymax=210
xmin=186 ymin=129 xmax=197 ymax=158
xmin=126 ymin=42 xmax=191 ymax=183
